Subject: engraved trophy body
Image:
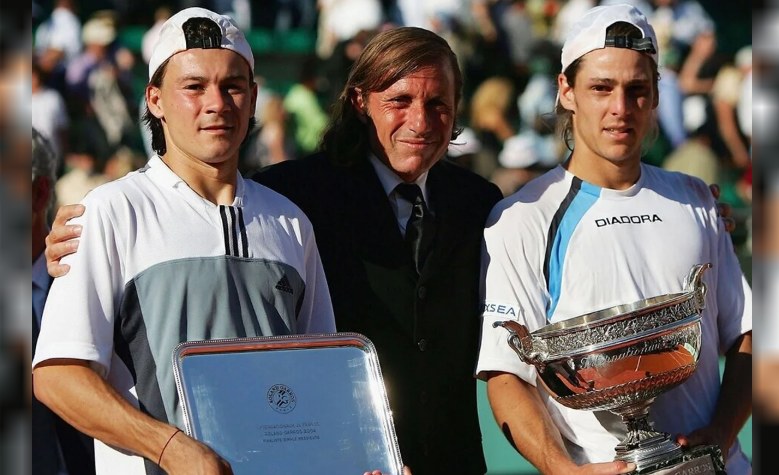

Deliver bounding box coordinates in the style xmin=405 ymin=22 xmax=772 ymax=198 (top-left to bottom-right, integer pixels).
xmin=494 ymin=264 xmax=726 ymax=474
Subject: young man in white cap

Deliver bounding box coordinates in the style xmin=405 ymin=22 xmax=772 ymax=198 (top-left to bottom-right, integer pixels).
xmin=476 ymin=4 xmax=752 ymax=475
xmin=32 ymin=8 xmax=335 ymax=475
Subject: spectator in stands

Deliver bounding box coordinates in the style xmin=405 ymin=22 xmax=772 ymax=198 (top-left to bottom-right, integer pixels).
xmin=500 ymin=0 xmax=536 ymax=74
xmin=446 ymin=126 xmax=482 ymax=171
xmin=283 ymin=56 xmax=329 ymax=156
xmin=652 ymin=0 xmax=715 ymax=48
xmin=491 ymin=132 xmax=557 ymax=196
xmin=552 ymin=0 xmax=596 ymax=46
xmin=712 ymin=46 xmax=752 ymax=170
xmin=34 ymin=0 xmax=82 ymax=76
xmin=32 ymin=60 xmax=70 ymax=171
xmin=55 ymin=149 xmax=109 ymax=210
xmin=65 ymin=17 xmax=118 ymax=103
xmin=678 ymin=29 xmax=717 ymax=95
xmin=258 ymin=96 xmax=294 ymax=165
xmin=737 ymin=52 xmax=751 ymax=143
xmin=663 ymin=100 xmax=721 ymax=185
xmin=317 ymin=0 xmax=383 ymax=59
xmin=320 ymin=29 xmax=374 ymax=105
xmin=242 ymin=94 xmax=295 ymax=175
xmin=141 ymin=5 xmax=172 ymax=65
xmin=469 ymin=76 xmax=517 ymax=178
xmin=213 ymin=0 xmax=252 ymax=31
xmin=66 ymin=16 xmax=136 ymax=162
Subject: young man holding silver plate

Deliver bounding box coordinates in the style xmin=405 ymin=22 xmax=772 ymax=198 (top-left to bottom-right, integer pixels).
xmin=32 ymin=8 xmax=338 ymax=475
xmin=477 ymin=4 xmax=751 ymax=475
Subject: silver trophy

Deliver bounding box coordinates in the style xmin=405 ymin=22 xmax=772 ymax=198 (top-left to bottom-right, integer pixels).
xmin=494 ymin=264 xmax=724 ymax=473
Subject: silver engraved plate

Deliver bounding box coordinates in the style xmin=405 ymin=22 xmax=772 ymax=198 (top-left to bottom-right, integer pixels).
xmin=172 ymin=333 xmax=404 ymax=474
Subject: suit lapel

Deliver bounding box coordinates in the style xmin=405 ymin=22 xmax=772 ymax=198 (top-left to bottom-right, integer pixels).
xmin=420 ymin=162 xmax=461 ymax=281
xmin=338 ymin=158 xmax=417 ymax=278
xmin=339 ymin=158 xmax=464 ymax=282
xmin=336 ymin=158 xmax=418 ymax=332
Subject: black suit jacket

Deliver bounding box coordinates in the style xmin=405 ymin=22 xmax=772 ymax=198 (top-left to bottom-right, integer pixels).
xmin=253 ymin=153 xmax=503 ymax=475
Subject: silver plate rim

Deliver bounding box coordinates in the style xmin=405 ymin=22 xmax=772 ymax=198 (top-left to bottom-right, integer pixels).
xmin=170 ymin=332 xmax=404 ymax=473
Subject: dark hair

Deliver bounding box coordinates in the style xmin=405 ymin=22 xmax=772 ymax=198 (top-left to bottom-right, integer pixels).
xmin=320 ymin=27 xmax=464 ymax=166
xmin=142 ymin=17 xmax=255 ymax=156
xmin=555 ymin=21 xmax=660 ymax=151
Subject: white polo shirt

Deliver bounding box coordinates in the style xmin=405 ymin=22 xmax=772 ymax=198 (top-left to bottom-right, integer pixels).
xmin=34 ymin=156 xmax=336 ymax=475
xmin=477 ymin=163 xmax=751 ymax=474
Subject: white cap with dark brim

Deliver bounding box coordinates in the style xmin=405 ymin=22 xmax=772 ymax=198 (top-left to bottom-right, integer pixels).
xmin=560 ymin=4 xmax=658 ymax=73
xmin=148 ymin=7 xmax=254 ymax=80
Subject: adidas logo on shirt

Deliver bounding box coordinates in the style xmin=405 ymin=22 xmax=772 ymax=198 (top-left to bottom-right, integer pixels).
xmin=275 ymin=275 xmax=294 ymax=294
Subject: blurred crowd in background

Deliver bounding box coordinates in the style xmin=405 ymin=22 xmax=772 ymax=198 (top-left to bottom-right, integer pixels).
xmin=0 ymin=0 xmax=774 ymax=473
xmin=28 ymin=0 xmax=752 ymax=216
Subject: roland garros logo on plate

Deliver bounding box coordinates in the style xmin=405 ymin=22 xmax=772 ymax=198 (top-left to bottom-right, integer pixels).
xmin=267 ymin=384 xmax=297 ymax=414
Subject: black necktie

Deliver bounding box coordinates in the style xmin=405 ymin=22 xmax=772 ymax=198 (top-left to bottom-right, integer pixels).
xmin=395 ymin=183 xmax=436 ymax=274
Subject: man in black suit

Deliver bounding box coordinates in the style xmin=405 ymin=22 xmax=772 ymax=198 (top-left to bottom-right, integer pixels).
xmin=252 ymin=28 xmax=503 ymax=474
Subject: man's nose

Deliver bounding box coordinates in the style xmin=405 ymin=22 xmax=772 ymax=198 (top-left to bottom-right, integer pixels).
xmin=408 ymin=102 xmax=431 ymax=134
xmin=610 ymin=88 xmax=629 ymax=117
xmin=204 ymin=86 xmax=232 ymax=114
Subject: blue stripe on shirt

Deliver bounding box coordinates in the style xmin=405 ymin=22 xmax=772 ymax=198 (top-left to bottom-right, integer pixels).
xmin=547 ymin=181 xmax=601 ymax=320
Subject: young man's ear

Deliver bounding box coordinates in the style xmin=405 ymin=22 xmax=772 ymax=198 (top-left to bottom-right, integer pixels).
xmin=350 ymin=88 xmax=368 ymax=124
xmin=250 ymin=80 xmax=259 ymax=116
xmin=558 ymin=73 xmax=576 ymax=113
xmin=146 ymin=85 xmax=164 ymax=119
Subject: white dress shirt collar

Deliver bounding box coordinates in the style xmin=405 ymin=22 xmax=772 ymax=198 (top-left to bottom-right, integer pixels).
xmin=369 ymin=155 xmax=433 ymax=237
xmin=369 ymin=154 xmax=430 ymax=203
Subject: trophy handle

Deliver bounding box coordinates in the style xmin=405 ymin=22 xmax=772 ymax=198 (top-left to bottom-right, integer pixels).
xmin=493 ymin=320 xmax=548 ymax=366
xmin=683 ymin=263 xmax=712 ymax=312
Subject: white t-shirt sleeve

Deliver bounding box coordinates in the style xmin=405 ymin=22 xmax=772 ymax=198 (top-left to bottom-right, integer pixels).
xmin=295 ymin=216 xmax=336 ymax=334
xmin=712 ymin=211 xmax=752 ymax=354
xmin=33 ymin=191 xmax=125 ymax=378
xmin=476 ymin=205 xmax=549 ymax=385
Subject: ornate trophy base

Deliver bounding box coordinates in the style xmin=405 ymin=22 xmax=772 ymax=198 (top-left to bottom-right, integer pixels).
xmin=632 ymin=445 xmax=726 ymax=475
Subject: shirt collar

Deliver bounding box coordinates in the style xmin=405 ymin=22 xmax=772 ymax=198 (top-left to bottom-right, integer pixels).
xmin=145 ymin=155 xmax=245 ymax=207
xmin=369 ymin=154 xmax=430 ymax=203
xmin=32 ymin=252 xmax=49 ymax=291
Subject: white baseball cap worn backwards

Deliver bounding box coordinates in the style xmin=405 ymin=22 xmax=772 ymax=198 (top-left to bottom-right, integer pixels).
xmin=148 ymin=7 xmax=254 ymax=80
xmin=560 ymin=3 xmax=658 ymax=73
